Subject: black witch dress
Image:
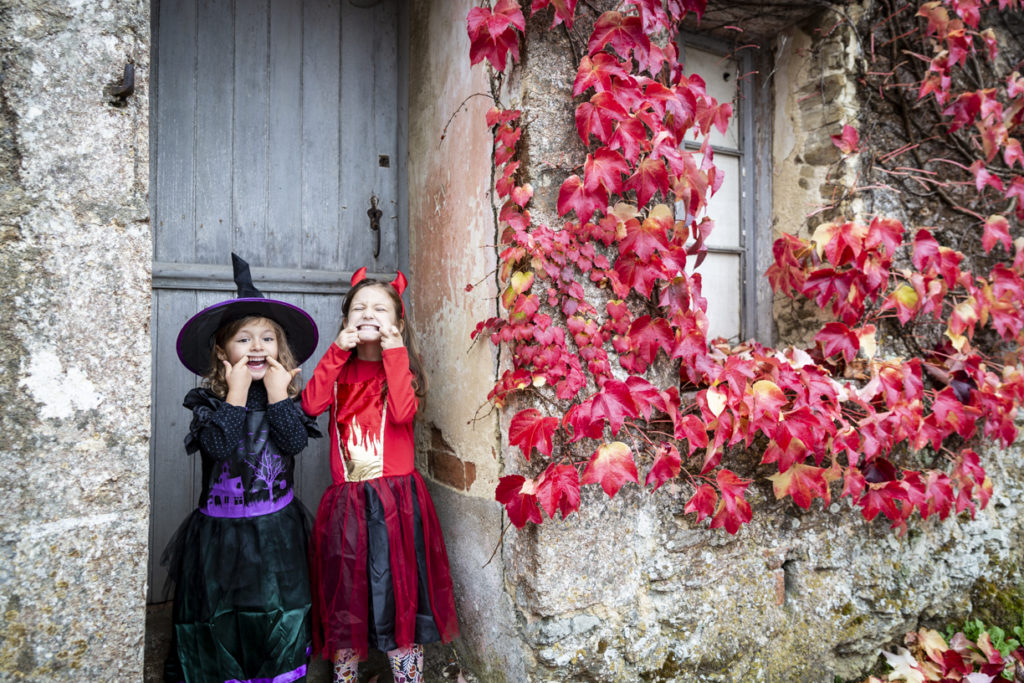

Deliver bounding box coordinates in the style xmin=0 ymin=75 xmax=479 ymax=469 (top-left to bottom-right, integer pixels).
xmin=163 ymin=382 xmax=321 ymax=683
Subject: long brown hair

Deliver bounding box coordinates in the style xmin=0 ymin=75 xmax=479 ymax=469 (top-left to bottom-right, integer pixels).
xmin=203 ymin=315 xmax=302 ymax=398
xmin=342 ymin=279 xmax=428 ymax=397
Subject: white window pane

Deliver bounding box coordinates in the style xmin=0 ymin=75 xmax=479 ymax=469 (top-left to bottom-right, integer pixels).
xmin=703 ymin=153 xmax=741 ymax=248
xmin=683 ymin=46 xmax=740 ymax=150
xmin=695 ymin=252 xmax=741 ymax=341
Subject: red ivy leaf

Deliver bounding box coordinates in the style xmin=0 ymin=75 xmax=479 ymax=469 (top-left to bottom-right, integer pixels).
xmin=830 ymin=124 xmax=860 ymax=154
xmin=576 ymin=91 xmax=629 ymax=145
xmin=675 ymin=414 xmax=709 ymax=455
xmin=535 ymin=464 xmax=581 ymax=519
xmin=557 ymin=174 xmax=604 ymax=224
xmin=613 ymin=251 xmax=664 ymax=298
xmin=815 ymin=322 xmax=860 ymax=363
xmin=645 ymin=442 xmax=681 ymax=491
xmin=467 ymin=0 xmax=526 ymax=72
xmin=590 ymin=379 xmax=640 ymax=435
xmin=970 ymin=160 xmax=1005 ymax=193
xmin=750 ymin=379 xmax=788 ymax=423
xmin=563 ymin=401 xmax=605 ymax=442
xmin=856 ymin=481 xmax=908 ymax=522
xmin=581 ymin=441 xmax=640 ymax=497
xmin=684 ymin=483 xmax=717 ymax=522
xmin=912 ymin=229 xmax=941 ymax=271
xmin=768 ymin=463 xmax=830 ymax=509
xmin=625 ymin=156 xmax=670 ymax=207
xmin=668 ymin=0 xmax=707 ymax=22
xmin=495 ymin=475 xmax=543 ymax=528
xmin=918 ymin=1 xmax=950 ymax=36
xmin=709 ymin=468 xmax=752 ymax=534
xmin=531 ymin=0 xmax=578 ymax=29
xmin=587 ymin=11 xmax=648 ymax=61
xmin=508 ymin=408 xmax=559 ymax=460
xmin=584 ymin=148 xmax=629 ymax=196
xmin=626 ymin=315 xmax=674 ymax=367
xmin=620 ymin=210 xmax=671 ymax=260
xmin=573 ymin=53 xmax=628 ymax=96
xmin=982 ymin=214 xmax=1012 ymax=254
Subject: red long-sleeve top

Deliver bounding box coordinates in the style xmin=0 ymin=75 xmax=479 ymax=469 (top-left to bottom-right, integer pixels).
xmin=301 ymin=344 xmax=418 ymax=483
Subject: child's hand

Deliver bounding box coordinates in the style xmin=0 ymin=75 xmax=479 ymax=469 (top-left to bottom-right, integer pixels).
xmin=335 ymin=325 xmax=359 ymax=351
xmin=380 ymin=324 xmax=404 ymax=350
xmin=264 ymin=356 xmax=300 ymax=403
xmin=224 ymin=355 xmax=252 ymax=406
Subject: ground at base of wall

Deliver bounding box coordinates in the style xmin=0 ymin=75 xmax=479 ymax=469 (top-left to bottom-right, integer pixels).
xmin=144 ymin=602 xmax=478 ymax=683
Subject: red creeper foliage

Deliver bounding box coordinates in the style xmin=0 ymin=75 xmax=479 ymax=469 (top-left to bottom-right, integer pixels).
xmin=467 ymin=0 xmax=1023 ymax=534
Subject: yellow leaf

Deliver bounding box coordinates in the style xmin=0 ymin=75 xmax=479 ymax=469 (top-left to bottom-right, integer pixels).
xmin=944 ymin=328 xmax=967 ymax=352
xmin=893 ymin=283 xmax=919 ymax=308
xmin=610 ymin=202 xmax=639 ymax=221
xmin=809 ymin=222 xmax=836 ymax=258
xmin=648 ymin=203 xmax=673 ymax=222
xmin=706 ymin=386 xmax=727 ymax=417
xmin=510 ymin=270 xmax=534 ymax=294
xmin=858 ymin=326 xmax=877 ymax=359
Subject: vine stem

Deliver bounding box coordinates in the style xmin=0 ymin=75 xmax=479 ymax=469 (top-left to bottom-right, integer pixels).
xmin=440 ymin=92 xmax=497 ymax=147
xmin=482 ymin=517 xmax=513 ymax=569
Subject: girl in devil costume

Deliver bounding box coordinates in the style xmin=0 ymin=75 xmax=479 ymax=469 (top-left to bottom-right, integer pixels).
xmin=302 ymin=268 xmax=458 ymax=683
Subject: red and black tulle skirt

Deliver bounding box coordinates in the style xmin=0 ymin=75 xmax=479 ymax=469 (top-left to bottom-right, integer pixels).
xmin=309 ymin=471 xmax=459 ymax=660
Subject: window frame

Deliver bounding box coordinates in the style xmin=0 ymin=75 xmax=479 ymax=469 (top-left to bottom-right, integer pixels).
xmin=676 ymin=32 xmax=774 ymax=344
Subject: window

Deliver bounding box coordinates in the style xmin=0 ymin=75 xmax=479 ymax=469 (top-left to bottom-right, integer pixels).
xmin=677 ymin=34 xmax=772 ymax=343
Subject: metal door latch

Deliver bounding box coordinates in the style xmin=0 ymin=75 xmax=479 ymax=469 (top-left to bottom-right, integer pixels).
xmin=367 ymin=195 xmax=382 ymax=258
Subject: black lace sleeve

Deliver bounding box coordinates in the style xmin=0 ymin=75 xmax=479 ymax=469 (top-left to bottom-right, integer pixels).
xmin=182 ymin=388 xmax=246 ymax=458
xmin=266 ymin=396 xmax=323 ymax=456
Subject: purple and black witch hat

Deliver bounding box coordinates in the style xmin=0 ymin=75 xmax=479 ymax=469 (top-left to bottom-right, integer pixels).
xmin=176 ymin=253 xmax=319 ymax=375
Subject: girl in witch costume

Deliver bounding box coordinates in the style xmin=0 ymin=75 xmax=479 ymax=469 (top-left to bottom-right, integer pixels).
xmin=302 ymin=268 xmax=458 ymax=683
xmin=163 ymin=253 xmax=321 ymax=683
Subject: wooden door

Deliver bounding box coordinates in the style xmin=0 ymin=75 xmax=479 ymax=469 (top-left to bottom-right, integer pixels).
xmin=148 ymin=0 xmax=406 ymax=600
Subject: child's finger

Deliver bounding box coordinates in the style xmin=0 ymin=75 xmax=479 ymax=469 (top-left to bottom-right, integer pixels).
xmin=222 ymin=360 xmax=232 ymax=374
xmin=265 ymin=356 xmax=283 ymax=369
xmin=289 ymin=368 xmax=301 ymax=378
xmin=234 ymin=355 xmax=250 ymax=370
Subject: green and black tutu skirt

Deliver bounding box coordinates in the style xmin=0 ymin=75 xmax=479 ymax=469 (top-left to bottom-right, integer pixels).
xmin=162 ymin=500 xmax=312 ymax=683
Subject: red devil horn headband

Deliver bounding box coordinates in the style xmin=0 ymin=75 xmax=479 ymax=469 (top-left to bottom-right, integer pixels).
xmin=350 ymin=267 xmax=408 ymax=315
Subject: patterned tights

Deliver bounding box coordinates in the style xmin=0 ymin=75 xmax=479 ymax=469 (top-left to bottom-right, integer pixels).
xmin=332 ymin=644 xmax=424 ymax=683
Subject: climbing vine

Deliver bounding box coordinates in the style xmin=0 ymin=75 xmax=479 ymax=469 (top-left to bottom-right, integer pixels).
xmin=467 ymin=0 xmax=1024 ymax=534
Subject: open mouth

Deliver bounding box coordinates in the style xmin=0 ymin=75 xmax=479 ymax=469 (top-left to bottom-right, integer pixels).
xmin=357 ymin=323 xmax=380 ymax=332
xmin=247 ymin=356 xmax=267 ymax=369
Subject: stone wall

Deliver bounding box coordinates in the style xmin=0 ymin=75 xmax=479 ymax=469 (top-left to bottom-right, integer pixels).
xmin=0 ymin=1 xmax=151 ymax=679
xmin=771 ymin=5 xmax=867 ymax=347
xmin=500 ymin=446 xmax=1024 ymax=681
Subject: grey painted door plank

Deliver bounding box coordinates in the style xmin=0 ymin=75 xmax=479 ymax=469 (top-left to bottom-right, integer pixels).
xmin=194 ymin=0 xmax=235 ymax=263
xmin=154 ymin=0 xmax=196 ymax=263
xmin=268 ymin=0 xmax=304 ymax=269
xmin=301 ymin=0 xmax=342 ymax=270
xmin=233 ymin=1 xmax=271 ymax=253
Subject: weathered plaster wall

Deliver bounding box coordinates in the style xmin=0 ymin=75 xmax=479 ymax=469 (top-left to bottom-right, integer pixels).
xmin=407 ymin=0 xmax=523 ymax=679
xmin=0 ymin=0 xmax=151 ymax=679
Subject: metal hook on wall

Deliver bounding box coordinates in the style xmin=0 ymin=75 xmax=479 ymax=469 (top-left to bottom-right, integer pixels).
xmin=106 ymin=61 xmax=135 ymax=107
